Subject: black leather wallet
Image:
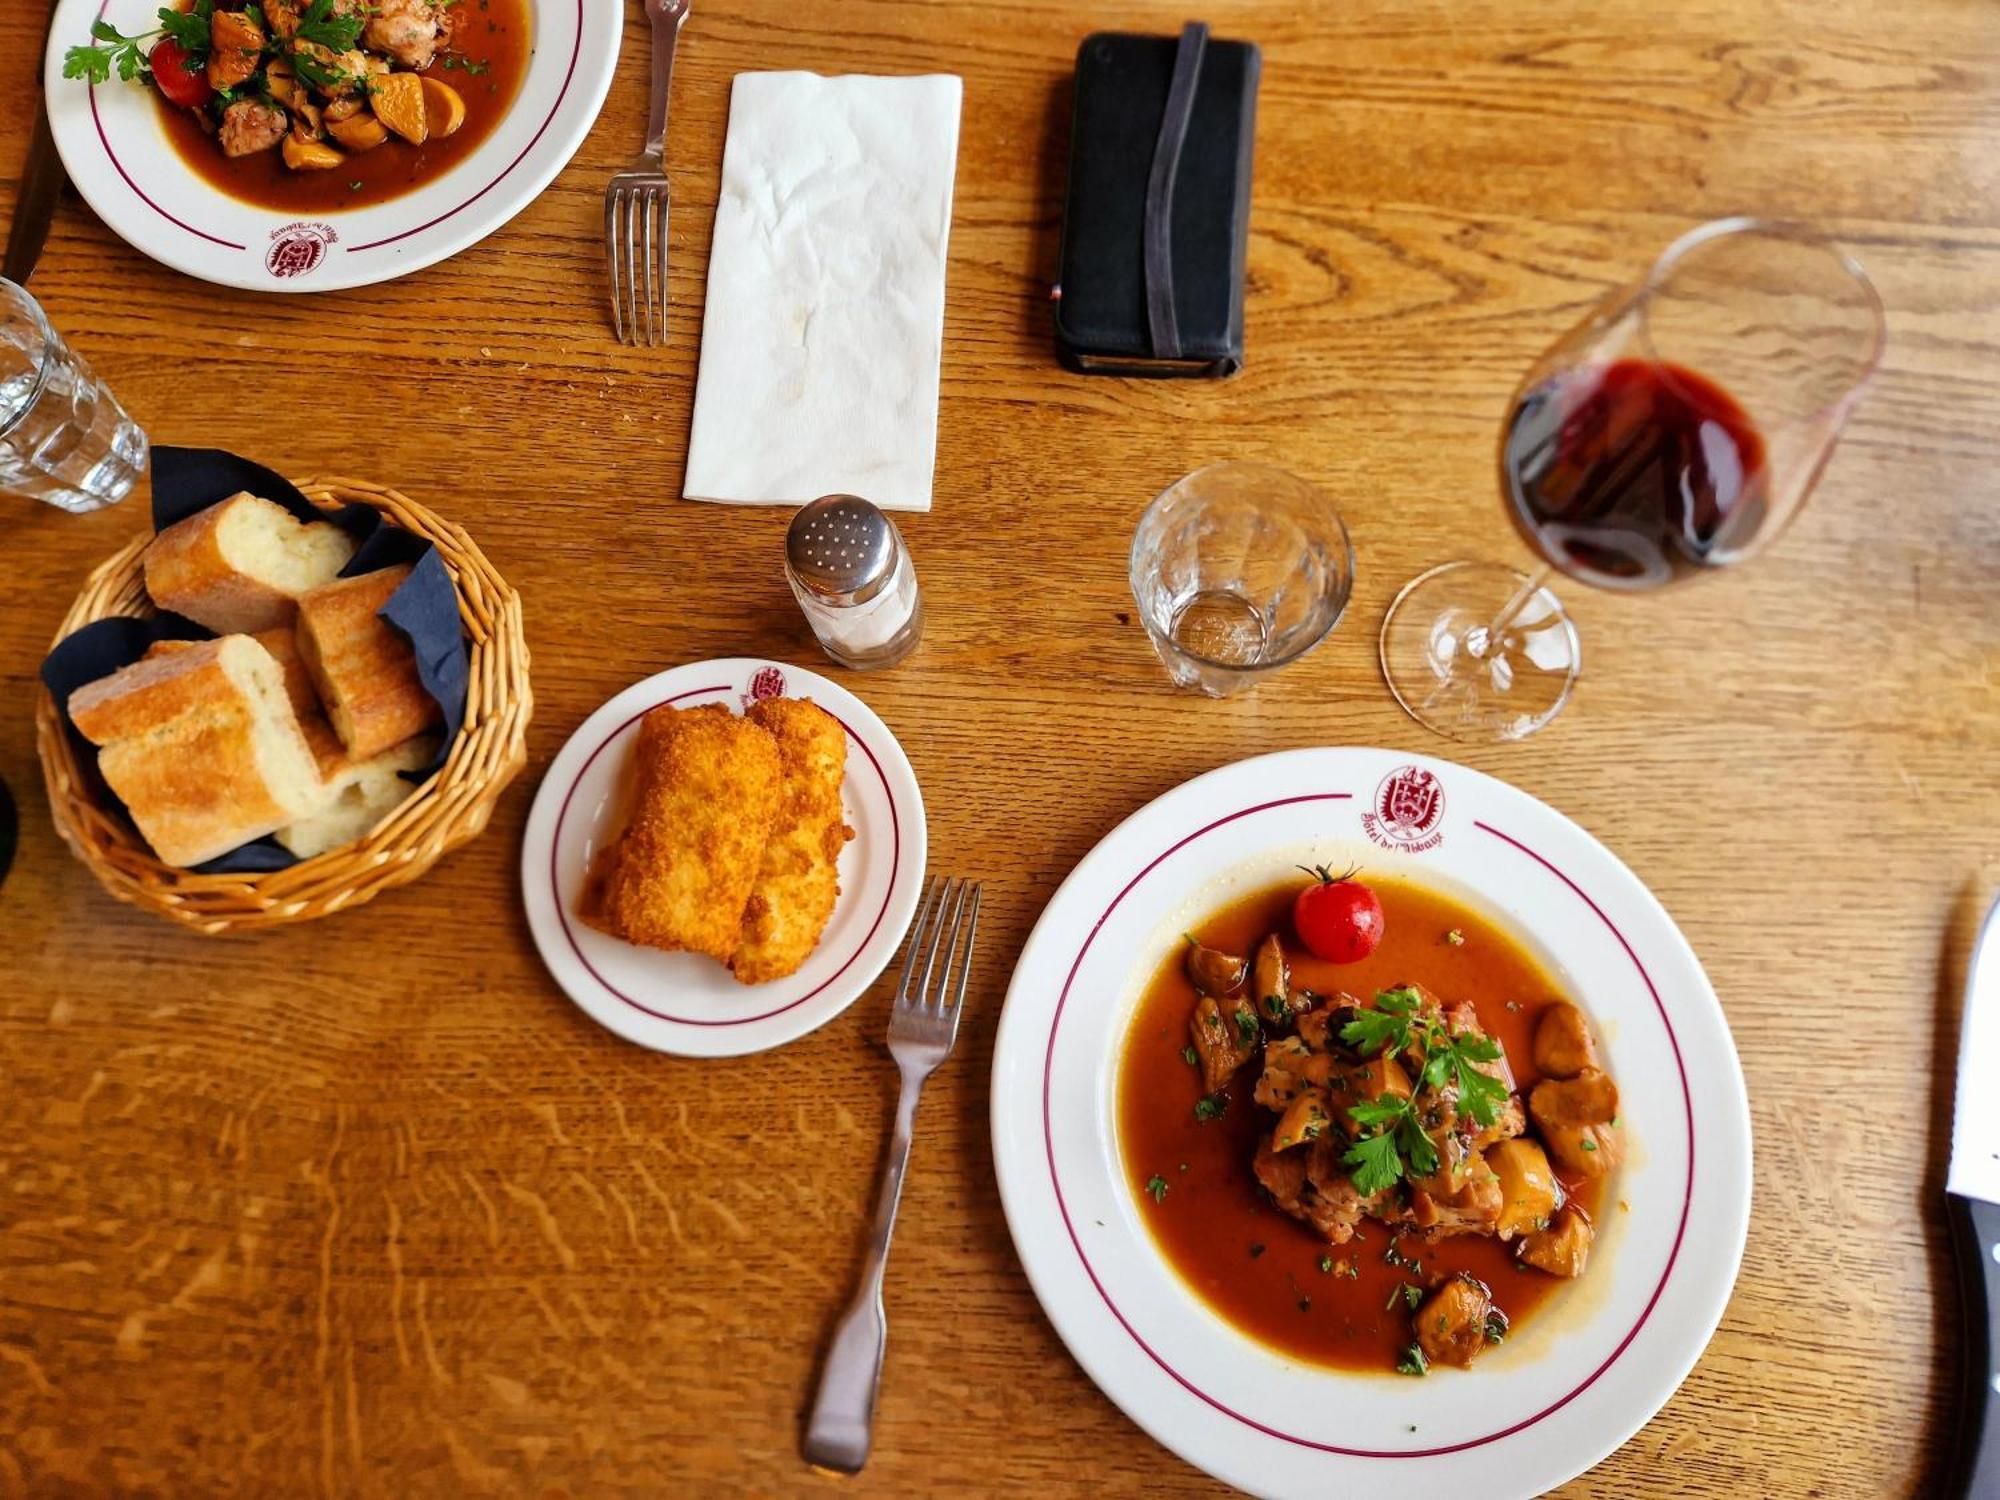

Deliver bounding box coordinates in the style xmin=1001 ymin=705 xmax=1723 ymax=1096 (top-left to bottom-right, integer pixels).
xmin=1053 ymin=23 xmax=1261 ymax=378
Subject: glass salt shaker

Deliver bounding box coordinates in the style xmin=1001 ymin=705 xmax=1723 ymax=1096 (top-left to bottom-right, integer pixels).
xmin=784 ymin=495 xmax=925 ymax=670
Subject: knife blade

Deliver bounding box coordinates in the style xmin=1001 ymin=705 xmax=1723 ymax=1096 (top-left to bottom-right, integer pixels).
xmin=4 ymin=0 xmax=70 ymax=285
xmin=1946 ymin=892 xmax=2000 ymax=1498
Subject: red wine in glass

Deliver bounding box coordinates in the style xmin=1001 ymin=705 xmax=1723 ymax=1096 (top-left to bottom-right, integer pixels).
xmin=1502 ymin=358 xmax=1770 ymax=589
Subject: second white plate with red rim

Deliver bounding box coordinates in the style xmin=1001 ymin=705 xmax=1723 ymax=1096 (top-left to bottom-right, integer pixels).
xmin=990 ymin=746 xmax=1751 ymax=1499
xmin=521 ymin=658 xmax=928 ymax=1059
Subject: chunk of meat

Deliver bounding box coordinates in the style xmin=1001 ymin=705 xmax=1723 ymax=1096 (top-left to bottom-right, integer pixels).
xmin=1530 ymin=1068 xmax=1618 ymax=1129
xmin=1518 ymin=1205 xmax=1594 ymax=1277
xmin=1251 ymin=933 xmax=1291 ymax=1024
xmin=264 ymin=0 xmax=301 ymax=39
xmin=1189 ymin=993 xmax=1258 ymax=1094
xmin=1271 ymin=1088 xmax=1333 ymax=1153
xmin=1184 ymin=940 xmax=1248 ymax=997
xmin=1473 ymin=1090 xmax=1527 ymax=1151
xmin=1254 ymin=1036 xmax=1332 ymax=1111
xmin=218 ymin=100 xmax=288 ymax=157
xmin=1252 ymin=1131 xmax=1307 ymax=1205
xmin=1415 ymin=1276 xmax=1493 ymax=1370
xmin=1294 ymin=1006 xmax=1340 ymax=1054
xmin=207 ymin=8 xmax=266 ymax=90
xmin=365 ymin=0 xmax=443 ymax=70
xmin=1534 ymin=1001 xmax=1599 ymax=1078
xmin=1486 ymin=1138 xmax=1562 ymax=1239
xmin=1444 ymin=1000 xmax=1519 ymax=1091
xmin=1540 ymin=1119 xmax=1624 ymax=1178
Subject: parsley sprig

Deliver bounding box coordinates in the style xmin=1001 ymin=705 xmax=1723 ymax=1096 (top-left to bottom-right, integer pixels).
xmin=63 ymin=1 xmax=213 ymax=85
xmin=1338 ymin=987 xmax=1509 ymax=1196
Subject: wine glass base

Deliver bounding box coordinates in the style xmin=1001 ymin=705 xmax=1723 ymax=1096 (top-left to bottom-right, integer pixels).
xmin=1379 ymin=562 xmax=1581 ymax=742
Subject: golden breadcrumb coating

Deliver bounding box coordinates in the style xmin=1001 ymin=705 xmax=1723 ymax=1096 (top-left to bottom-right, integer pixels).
xmin=729 ymin=697 xmax=853 ymax=984
xmin=582 ymin=704 xmax=782 ymax=961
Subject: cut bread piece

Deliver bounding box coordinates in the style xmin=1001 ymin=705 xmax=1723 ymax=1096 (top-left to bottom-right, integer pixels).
xmin=276 ymin=735 xmax=437 ymax=859
xmin=68 ymin=634 xmax=329 ymax=867
xmin=144 ymin=493 xmax=357 ymax=634
xmin=295 ymin=564 xmax=441 ymax=759
xmin=145 ymin=626 xmax=320 ymax=720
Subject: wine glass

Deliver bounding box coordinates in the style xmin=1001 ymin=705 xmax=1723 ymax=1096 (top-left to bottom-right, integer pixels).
xmin=1379 ymin=217 xmax=1885 ymax=741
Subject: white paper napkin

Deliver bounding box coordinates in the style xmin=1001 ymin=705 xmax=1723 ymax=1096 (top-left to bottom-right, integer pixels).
xmin=683 ymin=71 xmax=963 ymax=515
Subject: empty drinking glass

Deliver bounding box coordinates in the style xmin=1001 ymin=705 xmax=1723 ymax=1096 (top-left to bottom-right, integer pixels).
xmin=1130 ymin=462 xmax=1354 ymax=696
xmin=1 ymin=278 xmax=146 ymax=513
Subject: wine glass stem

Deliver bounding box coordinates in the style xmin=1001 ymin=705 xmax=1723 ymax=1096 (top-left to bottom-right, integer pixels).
xmin=1464 ymin=564 xmax=1555 ymax=660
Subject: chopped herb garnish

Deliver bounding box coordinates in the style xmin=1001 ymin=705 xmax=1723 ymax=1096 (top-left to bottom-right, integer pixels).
xmin=1232 ymin=1006 xmax=1259 ymax=1048
xmin=1386 ymin=1281 xmax=1422 ymax=1311
xmin=1580 ymin=1138 xmax=1598 ymax=1152
xmin=295 ymin=0 xmax=365 ymax=53
xmin=63 ymin=2 xmax=214 ymax=85
xmin=1317 ymin=1254 xmax=1334 ymax=1275
xmin=1193 ymin=1093 xmax=1228 ymax=1123
xmin=1145 ymin=1174 xmax=1168 ymax=1203
xmin=1395 ymin=1343 xmax=1429 ymax=1377
xmin=1339 ymin=988 xmax=1508 ymax=1195
xmin=1181 ymin=1045 xmax=1199 ymax=1068
xmin=1484 ymin=1309 xmax=1510 ymax=1344
xmin=1446 ymin=928 xmax=1465 ymax=947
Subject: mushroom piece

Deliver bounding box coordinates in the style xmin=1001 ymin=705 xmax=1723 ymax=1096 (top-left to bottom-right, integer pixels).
xmin=1252 ymin=933 xmax=1292 ymax=1025
xmin=1414 ymin=1275 xmax=1494 ymax=1370
xmin=368 ymin=70 xmax=429 ymax=144
xmin=207 ymin=7 xmax=266 ymax=90
xmin=1183 ymin=940 xmax=1248 ymax=998
xmin=326 ymin=109 xmax=389 ymax=152
xmin=420 ymin=76 xmax=467 ymax=138
xmin=1486 ymin=1137 xmax=1563 ymax=1239
xmin=1518 ymin=1205 xmax=1594 ymax=1278
xmin=1271 ymin=1088 xmax=1333 ymax=1153
xmin=1533 ymin=1002 xmax=1599 ymax=1079
xmin=1539 ymin=1119 xmax=1624 ymax=1179
xmin=1528 ymin=1069 xmax=1618 ymax=1129
xmin=281 ymin=135 xmax=346 ymax=171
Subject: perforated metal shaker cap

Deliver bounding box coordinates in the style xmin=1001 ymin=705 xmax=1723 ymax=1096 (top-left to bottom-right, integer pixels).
xmin=786 ymin=494 xmax=902 ymax=606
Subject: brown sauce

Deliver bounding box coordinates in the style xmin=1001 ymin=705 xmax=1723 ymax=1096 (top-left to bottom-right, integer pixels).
xmin=1116 ymin=876 xmax=1605 ymax=1373
xmin=155 ymin=0 xmax=533 ymax=214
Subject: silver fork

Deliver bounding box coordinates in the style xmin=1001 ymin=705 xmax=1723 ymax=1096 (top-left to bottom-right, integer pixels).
xmin=803 ymin=876 xmax=982 ymax=1474
xmin=604 ymin=0 xmax=688 ymax=346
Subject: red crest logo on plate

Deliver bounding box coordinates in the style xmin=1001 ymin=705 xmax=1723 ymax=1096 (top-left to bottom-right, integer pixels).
xmin=1361 ymin=765 xmax=1446 ymax=853
xmin=740 ymin=666 xmax=786 ymax=710
xmin=265 ymin=221 xmax=338 ymax=280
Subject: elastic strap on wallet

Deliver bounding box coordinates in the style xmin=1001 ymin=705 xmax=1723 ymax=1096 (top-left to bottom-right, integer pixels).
xmin=1143 ymin=20 xmax=1209 ymax=360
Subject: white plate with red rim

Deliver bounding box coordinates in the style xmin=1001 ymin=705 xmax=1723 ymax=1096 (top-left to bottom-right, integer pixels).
xmin=521 ymin=659 xmax=928 ymax=1059
xmin=43 ymin=0 xmax=620 ymax=292
xmin=990 ymin=747 xmax=1751 ymax=1499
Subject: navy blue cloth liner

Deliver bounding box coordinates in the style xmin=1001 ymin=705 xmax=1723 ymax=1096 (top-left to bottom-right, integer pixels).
xmin=40 ymin=446 xmax=469 ymax=874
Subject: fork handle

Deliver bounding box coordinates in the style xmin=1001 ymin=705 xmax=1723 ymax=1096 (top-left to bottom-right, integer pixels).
xmin=643 ymin=1 xmax=686 ymax=161
xmin=803 ymin=1069 xmax=923 ymax=1473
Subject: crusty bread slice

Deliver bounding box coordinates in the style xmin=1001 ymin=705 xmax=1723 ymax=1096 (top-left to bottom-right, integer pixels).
xmin=144 ymin=493 xmax=356 ymax=634
xmin=146 ymin=626 xmax=319 ymax=720
xmin=276 ymin=735 xmax=436 ymax=859
xmin=295 ymin=565 xmax=441 ymax=760
xmin=69 ymin=635 xmax=328 ymax=867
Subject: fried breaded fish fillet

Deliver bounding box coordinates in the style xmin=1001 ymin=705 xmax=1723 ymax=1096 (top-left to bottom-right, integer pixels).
xmin=582 ymin=703 xmax=782 ymax=961
xmin=730 ymin=697 xmax=854 ymax=985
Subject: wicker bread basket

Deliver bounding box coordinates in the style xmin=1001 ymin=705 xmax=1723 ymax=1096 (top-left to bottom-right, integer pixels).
xmin=35 ymin=478 xmax=531 ymax=935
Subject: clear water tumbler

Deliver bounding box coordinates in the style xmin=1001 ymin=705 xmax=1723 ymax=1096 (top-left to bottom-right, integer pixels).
xmin=0 ymin=278 xmax=146 ymax=514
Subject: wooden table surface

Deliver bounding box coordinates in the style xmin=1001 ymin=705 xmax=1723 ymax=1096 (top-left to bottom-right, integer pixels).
xmin=4 ymin=0 xmax=1997 ymax=1494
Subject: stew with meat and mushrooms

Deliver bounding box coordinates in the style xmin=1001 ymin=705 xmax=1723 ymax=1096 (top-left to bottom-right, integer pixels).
xmin=1119 ymin=875 xmax=1624 ymax=1375
xmin=65 ymin=0 xmax=530 ymax=213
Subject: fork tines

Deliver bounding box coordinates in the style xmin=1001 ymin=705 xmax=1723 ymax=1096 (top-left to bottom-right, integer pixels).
xmin=605 ymin=174 xmax=670 ymax=347
xmin=892 ymin=877 xmax=982 ymax=1041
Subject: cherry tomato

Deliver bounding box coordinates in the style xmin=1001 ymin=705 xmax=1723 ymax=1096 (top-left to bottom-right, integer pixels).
xmin=150 ymin=39 xmax=214 ymax=111
xmin=1292 ymin=865 xmax=1384 ymax=964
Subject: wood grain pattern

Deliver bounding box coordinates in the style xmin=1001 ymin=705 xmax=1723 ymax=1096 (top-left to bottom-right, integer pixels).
xmin=3 ymin=0 xmax=1997 ymax=1494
